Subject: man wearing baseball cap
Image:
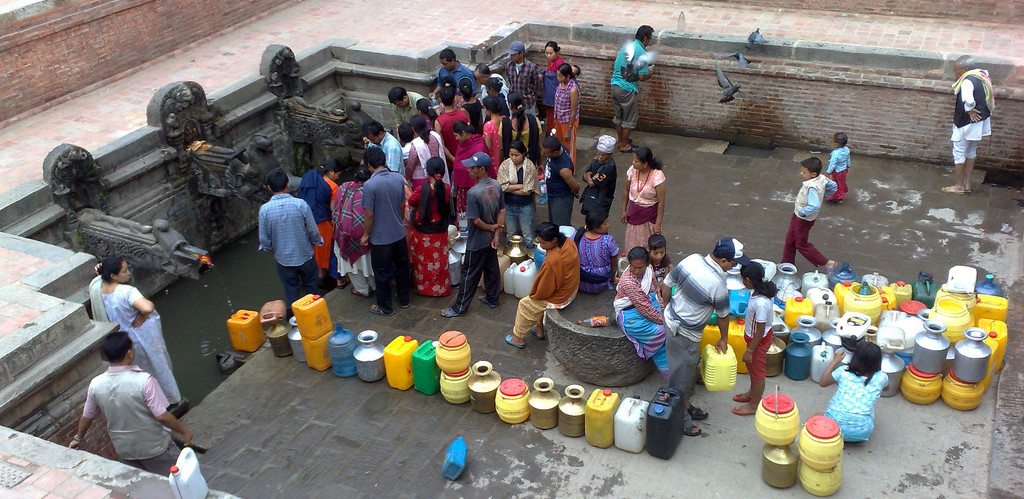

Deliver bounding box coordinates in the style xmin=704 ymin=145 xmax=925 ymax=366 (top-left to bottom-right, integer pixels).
xmin=504 ymin=41 xmax=539 ymax=115
xmin=659 ymin=237 xmax=749 ymax=436
xmin=442 ymin=152 xmax=506 ymax=317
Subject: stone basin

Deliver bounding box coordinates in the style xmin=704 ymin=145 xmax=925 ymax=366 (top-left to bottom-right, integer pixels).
xmin=544 ymin=309 xmax=654 ymax=387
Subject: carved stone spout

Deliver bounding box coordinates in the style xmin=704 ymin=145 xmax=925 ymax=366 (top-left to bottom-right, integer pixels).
xmin=76 ymin=209 xmax=212 ymax=279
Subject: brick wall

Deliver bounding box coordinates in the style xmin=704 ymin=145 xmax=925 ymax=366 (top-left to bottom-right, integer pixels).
xmin=0 ymin=0 xmax=294 ymax=123
xmin=538 ymin=46 xmax=1024 ymax=172
xmin=686 ymin=0 xmax=1017 ymax=24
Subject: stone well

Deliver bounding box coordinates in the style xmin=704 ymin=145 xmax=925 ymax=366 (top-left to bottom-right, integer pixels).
xmin=544 ymin=309 xmax=654 ymax=387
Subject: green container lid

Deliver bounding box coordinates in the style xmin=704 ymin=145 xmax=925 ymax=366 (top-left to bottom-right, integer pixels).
xmin=412 ymin=341 xmax=440 ymax=395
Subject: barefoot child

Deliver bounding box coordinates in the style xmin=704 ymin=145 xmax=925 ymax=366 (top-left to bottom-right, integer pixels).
xmin=825 ymin=132 xmax=850 ymax=203
xmin=732 ymin=261 xmax=777 ymax=415
xmin=782 ymin=157 xmax=837 ymax=272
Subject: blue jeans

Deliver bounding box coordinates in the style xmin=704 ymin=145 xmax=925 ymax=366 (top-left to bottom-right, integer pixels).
xmin=505 ymin=203 xmax=536 ymax=247
xmin=547 ymin=194 xmax=574 ymax=227
xmin=276 ymin=258 xmax=320 ymax=312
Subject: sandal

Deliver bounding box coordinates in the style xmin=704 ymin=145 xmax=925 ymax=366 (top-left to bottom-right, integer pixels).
xmin=687 ymin=405 xmax=709 ymax=421
xmin=732 ymin=393 xmax=751 ymax=403
xmin=336 ymin=277 xmax=350 ymax=290
xmin=369 ymin=304 xmax=394 ymax=316
xmin=530 ymin=327 xmax=547 ymax=341
xmin=731 ymin=405 xmax=757 ymax=416
xmin=505 ymin=334 xmax=526 ymax=349
xmin=682 ymin=425 xmax=702 ymax=437
xmin=351 ymin=288 xmax=372 ymax=298
xmin=941 ymin=186 xmax=966 ymax=195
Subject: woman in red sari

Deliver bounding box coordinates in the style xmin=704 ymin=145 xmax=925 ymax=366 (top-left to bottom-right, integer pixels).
xmin=408 ymin=158 xmax=452 ymax=296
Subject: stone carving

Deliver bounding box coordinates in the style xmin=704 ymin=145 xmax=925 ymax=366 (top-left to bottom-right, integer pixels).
xmin=42 ymin=144 xmax=105 ymax=223
xmin=260 ymin=44 xmax=371 ymax=170
xmin=76 ymin=209 xmax=212 ymax=279
xmin=147 ymin=81 xmax=217 ymax=164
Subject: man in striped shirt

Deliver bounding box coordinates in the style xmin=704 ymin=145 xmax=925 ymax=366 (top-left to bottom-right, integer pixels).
xmin=660 ymin=238 xmax=748 ymax=437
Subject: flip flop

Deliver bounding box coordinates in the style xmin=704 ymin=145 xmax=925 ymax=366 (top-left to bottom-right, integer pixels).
xmin=351 ymin=288 xmax=372 ymax=297
xmin=941 ymin=186 xmax=966 ymax=195
xmin=369 ymin=304 xmax=394 ymax=316
xmin=687 ymin=405 xmax=709 ymax=421
xmin=336 ymin=278 xmax=350 ymax=290
xmin=505 ymin=334 xmax=526 ymax=349
xmin=732 ymin=406 xmax=757 ymax=416
xmin=732 ymin=393 xmax=752 ymax=403
xmin=530 ymin=327 xmax=547 ymax=341
xmin=682 ymin=425 xmax=702 ymax=437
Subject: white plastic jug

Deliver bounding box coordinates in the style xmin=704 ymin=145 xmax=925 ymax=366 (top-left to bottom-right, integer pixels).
xmin=558 ymin=225 xmax=576 ymax=239
xmin=810 ymin=345 xmax=834 ymax=383
xmin=513 ymin=260 xmax=537 ymax=299
xmin=835 ymin=312 xmax=871 ymax=340
xmin=168 ymin=447 xmax=208 ymax=499
xmin=503 ymin=265 xmax=518 ymax=296
xmin=613 ymin=397 xmax=649 ymax=453
xmin=862 ymin=272 xmax=889 ymax=288
xmin=801 ymin=271 xmax=829 ymax=294
xmin=751 ymin=258 xmax=777 ymax=282
xmin=806 ymin=288 xmax=835 ymax=307
xmin=946 ymin=265 xmax=977 ymax=294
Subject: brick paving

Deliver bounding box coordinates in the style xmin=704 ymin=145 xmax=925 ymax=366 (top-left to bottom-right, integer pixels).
xmin=0 ymin=454 xmax=114 ymax=499
xmin=0 ymin=0 xmax=1020 ymax=196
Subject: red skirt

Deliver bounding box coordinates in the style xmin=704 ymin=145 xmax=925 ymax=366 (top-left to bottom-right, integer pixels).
xmin=410 ymin=228 xmax=451 ymax=296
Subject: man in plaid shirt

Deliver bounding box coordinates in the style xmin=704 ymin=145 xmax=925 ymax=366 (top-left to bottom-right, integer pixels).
xmin=505 ymin=41 xmax=539 ymax=115
xmin=258 ymin=168 xmax=323 ymax=310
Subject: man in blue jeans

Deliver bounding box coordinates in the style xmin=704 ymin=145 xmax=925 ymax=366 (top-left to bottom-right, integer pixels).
xmin=258 ymin=168 xmax=323 ymax=311
xmin=540 ymin=135 xmax=579 ymax=227
xmin=360 ymin=147 xmax=412 ymax=316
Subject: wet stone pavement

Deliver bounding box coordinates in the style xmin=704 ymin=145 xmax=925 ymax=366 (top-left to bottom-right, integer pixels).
xmin=182 ymin=126 xmax=1022 ymax=498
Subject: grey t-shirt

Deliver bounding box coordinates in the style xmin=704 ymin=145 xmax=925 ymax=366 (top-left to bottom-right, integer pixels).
xmin=465 ymin=177 xmax=505 ymax=251
xmin=362 ymin=169 xmax=407 ymax=245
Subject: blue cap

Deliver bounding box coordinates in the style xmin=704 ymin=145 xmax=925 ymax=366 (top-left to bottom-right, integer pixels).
xmin=507 ymin=41 xmax=526 ymax=55
xmin=713 ymin=237 xmax=751 ymax=265
xmin=462 ymin=152 xmax=492 ymax=168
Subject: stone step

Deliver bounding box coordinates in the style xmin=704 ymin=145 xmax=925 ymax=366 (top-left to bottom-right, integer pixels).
xmin=17 ymin=251 xmax=97 ymax=302
xmin=0 ymin=286 xmax=94 ymax=389
xmin=0 ymin=180 xmax=55 ymax=233
xmin=2 ymin=204 xmax=65 ymax=239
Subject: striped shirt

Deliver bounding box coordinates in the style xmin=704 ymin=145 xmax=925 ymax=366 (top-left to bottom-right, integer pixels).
xmin=663 ymin=254 xmax=730 ymax=341
xmin=258 ymin=193 xmax=323 ymax=266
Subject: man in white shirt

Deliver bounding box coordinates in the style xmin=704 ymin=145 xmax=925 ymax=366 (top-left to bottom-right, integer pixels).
xmin=943 ymin=55 xmax=993 ymax=195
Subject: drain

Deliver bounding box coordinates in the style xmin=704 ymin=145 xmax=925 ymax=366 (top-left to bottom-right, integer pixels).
xmin=0 ymin=462 xmax=31 ymax=489
xmin=723 ymin=143 xmax=775 ymax=158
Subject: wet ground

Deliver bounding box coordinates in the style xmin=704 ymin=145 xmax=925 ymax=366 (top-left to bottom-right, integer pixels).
xmin=181 ymin=126 xmax=1023 ymax=497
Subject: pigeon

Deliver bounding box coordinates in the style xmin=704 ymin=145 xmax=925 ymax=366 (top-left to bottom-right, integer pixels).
xmin=713 ymin=51 xmax=752 ymax=68
xmin=620 ymin=40 xmax=659 ymax=82
xmin=745 ymin=28 xmax=765 ymax=52
xmin=716 ymin=67 xmax=744 ymax=103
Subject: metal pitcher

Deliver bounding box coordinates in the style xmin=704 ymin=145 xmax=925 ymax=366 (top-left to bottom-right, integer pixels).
xmin=353 ymin=330 xmax=385 ymax=382
xmin=952 ymin=328 xmax=992 ymax=383
xmin=911 ymin=320 xmax=950 ymax=375
xmin=880 ymin=346 xmax=906 ymax=398
xmin=761 ymin=444 xmax=799 ymax=489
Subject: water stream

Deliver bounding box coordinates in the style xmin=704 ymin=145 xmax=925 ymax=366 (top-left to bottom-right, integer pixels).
xmin=153 ymin=230 xmax=281 ymax=405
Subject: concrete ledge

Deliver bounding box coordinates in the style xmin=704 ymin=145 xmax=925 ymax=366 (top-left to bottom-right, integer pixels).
xmin=0 ymin=180 xmax=50 ymax=230
xmin=0 ymin=286 xmax=91 ymax=387
xmin=544 ymin=309 xmax=654 ymax=387
xmin=91 ymin=127 xmax=162 ymax=174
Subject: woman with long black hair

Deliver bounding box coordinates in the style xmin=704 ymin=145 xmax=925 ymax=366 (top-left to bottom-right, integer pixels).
xmin=408 ymin=158 xmax=452 ymax=297
xmin=819 ymin=341 xmax=887 ymax=442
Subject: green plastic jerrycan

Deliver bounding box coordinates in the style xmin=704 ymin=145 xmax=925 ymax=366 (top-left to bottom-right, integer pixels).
xmin=412 ymin=341 xmax=441 ymax=395
xmin=912 ymin=272 xmax=937 ymax=308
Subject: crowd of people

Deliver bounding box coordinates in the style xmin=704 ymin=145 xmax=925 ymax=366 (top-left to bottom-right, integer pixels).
xmin=69 ymin=28 xmax=993 ymax=469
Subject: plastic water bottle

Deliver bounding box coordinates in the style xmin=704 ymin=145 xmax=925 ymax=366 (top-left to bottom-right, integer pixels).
xmin=577 ymin=316 xmax=609 ymax=327
xmin=441 ymin=436 xmax=467 ymax=480
xmin=538 ymin=173 xmax=548 ymax=205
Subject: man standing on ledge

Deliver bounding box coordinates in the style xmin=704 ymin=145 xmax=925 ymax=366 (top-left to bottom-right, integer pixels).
xmin=259 ymin=168 xmax=322 ymax=310
xmin=660 ymin=238 xmax=744 ymax=437
xmin=942 ymin=55 xmax=994 ymax=195
xmin=70 ymin=331 xmax=193 ymax=474
xmin=610 ymin=25 xmax=656 ymax=153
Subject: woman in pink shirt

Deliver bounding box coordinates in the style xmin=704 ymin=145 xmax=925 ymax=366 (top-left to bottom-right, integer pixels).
xmin=481 ymin=96 xmax=503 ymax=172
xmin=620 ymin=147 xmax=666 ymax=251
xmin=452 ymin=120 xmax=490 ymax=222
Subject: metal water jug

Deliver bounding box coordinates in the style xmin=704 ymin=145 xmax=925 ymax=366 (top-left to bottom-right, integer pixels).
xmin=912 ymin=320 xmax=950 ymax=375
xmin=801 ymin=271 xmax=829 ymax=295
xmin=772 ymin=263 xmax=801 ymax=298
xmin=353 ymin=330 xmax=385 ymax=382
xmin=880 ymin=345 xmax=906 ymax=397
xmin=762 ymin=444 xmax=799 ymax=489
xmin=792 ymin=316 xmax=822 ymax=346
xmin=288 ymin=317 xmax=306 ymax=363
xmin=952 ymin=328 xmax=992 ymax=383
xmin=506 ymin=235 xmax=530 ymax=264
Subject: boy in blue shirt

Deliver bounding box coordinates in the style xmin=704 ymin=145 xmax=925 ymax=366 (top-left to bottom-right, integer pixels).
xmin=825 ymin=132 xmax=850 ymax=203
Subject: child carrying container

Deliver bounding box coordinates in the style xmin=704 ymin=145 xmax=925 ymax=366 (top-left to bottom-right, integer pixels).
xmin=825 ymin=132 xmax=850 ymax=203
xmin=732 ymin=261 xmax=777 ymax=416
xmin=781 ymin=158 xmax=837 ymax=273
